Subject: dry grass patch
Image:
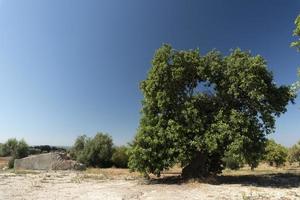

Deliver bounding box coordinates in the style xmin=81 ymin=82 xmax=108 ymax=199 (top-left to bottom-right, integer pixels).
xmin=223 ymin=163 xmax=300 ymax=176
xmin=84 ymin=168 xmax=141 ymax=180
xmin=218 ymin=164 xmax=300 ymax=188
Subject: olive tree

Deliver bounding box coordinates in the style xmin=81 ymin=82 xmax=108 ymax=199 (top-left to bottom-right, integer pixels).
xmin=128 ymin=45 xmax=294 ymax=178
xmin=1 ymin=138 xmax=18 ymax=156
xmin=288 ymin=141 xmax=300 ymax=166
xmin=264 ymin=139 xmax=288 ymax=167
xmin=70 ymin=133 xmax=114 ymax=167
xmin=0 ymin=138 xmax=29 ymax=168
xmin=70 ymin=135 xmax=87 ymax=161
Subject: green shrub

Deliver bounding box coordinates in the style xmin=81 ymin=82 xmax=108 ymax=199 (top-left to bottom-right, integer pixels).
xmin=70 ymin=133 xmax=114 ymax=167
xmin=112 ymin=146 xmax=129 ymax=168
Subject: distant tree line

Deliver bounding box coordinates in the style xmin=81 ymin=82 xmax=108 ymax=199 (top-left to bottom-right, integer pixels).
xmin=223 ymin=139 xmax=300 ymax=170
xmin=29 ymin=145 xmax=67 ymax=155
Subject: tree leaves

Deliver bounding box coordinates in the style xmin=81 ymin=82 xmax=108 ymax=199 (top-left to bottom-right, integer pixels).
xmin=291 ymin=15 xmax=300 ymax=51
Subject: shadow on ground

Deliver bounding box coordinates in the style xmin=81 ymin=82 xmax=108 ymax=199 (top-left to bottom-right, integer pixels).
xmin=216 ymin=173 xmax=300 ymax=188
xmin=148 ymin=172 xmax=300 ymax=188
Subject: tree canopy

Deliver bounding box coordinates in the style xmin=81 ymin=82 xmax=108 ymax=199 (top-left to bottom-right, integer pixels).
xmin=291 ymin=15 xmax=300 ymax=50
xmin=128 ymin=44 xmax=294 ymax=178
xmin=70 ymin=133 xmax=114 ymax=167
xmin=0 ymin=138 xmax=29 ymax=168
xmin=291 ymin=15 xmax=300 ymax=92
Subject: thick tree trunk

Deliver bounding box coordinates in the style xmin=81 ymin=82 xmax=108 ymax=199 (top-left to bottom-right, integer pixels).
xmin=181 ymin=152 xmax=209 ymax=179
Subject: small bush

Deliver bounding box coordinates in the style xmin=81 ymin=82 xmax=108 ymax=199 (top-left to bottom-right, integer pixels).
xmin=112 ymin=146 xmax=129 ymax=168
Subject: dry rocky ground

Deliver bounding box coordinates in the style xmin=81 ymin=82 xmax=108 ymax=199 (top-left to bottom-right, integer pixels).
xmin=0 ymin=158 xmax=300 ymax=200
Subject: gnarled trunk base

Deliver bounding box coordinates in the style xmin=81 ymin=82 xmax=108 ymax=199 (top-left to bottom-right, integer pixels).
xmin=181 ymin=152 xmax=209 ymax=179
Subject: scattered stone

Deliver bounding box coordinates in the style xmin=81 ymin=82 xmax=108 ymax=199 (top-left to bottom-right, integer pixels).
xmin=14 ymin=152 xmax=86 ymax=171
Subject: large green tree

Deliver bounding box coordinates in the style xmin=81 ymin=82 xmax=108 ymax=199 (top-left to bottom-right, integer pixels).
xmin=128 ymin=45 xmax=294 ymax=178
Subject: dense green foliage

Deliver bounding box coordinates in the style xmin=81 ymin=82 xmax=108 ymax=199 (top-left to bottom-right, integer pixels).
xmin=0 ymin=138 xmax=29 ymax=168
xmin=0 ymin=144 xmax=7 ymax=157
xmin=70 ymin=135 xmax=86 ymax=160
xmin=112 ymin=146 xmax=129 ymax=168
xmin=288 ymin=141 xmax=300 ymax=166
xmin=70 ymin=133 xmax=114 ymax=167
xmin=0 ymin=138 xmax=18 ymax=157
xmin=264 ymin=139 xmax=288 ymax=167
xmin=128 ymin=44 xmax=294 ymax=177
xmin=0 ymin=138 xmax=29 ymax=158
xmin=16 ymin=140 xmax=30 ymax=159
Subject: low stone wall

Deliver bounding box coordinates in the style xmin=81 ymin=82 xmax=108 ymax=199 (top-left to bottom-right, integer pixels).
xmin=14 ymin=152 xmax=85 ymax=170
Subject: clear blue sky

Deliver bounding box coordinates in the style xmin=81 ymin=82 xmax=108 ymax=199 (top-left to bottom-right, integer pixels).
xmin=0 ymin=0 xmax=299 ymax=147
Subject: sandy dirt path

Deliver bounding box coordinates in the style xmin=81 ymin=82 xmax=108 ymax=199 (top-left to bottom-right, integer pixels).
xmin=0 ymin=171 xmax=300 ymax=200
